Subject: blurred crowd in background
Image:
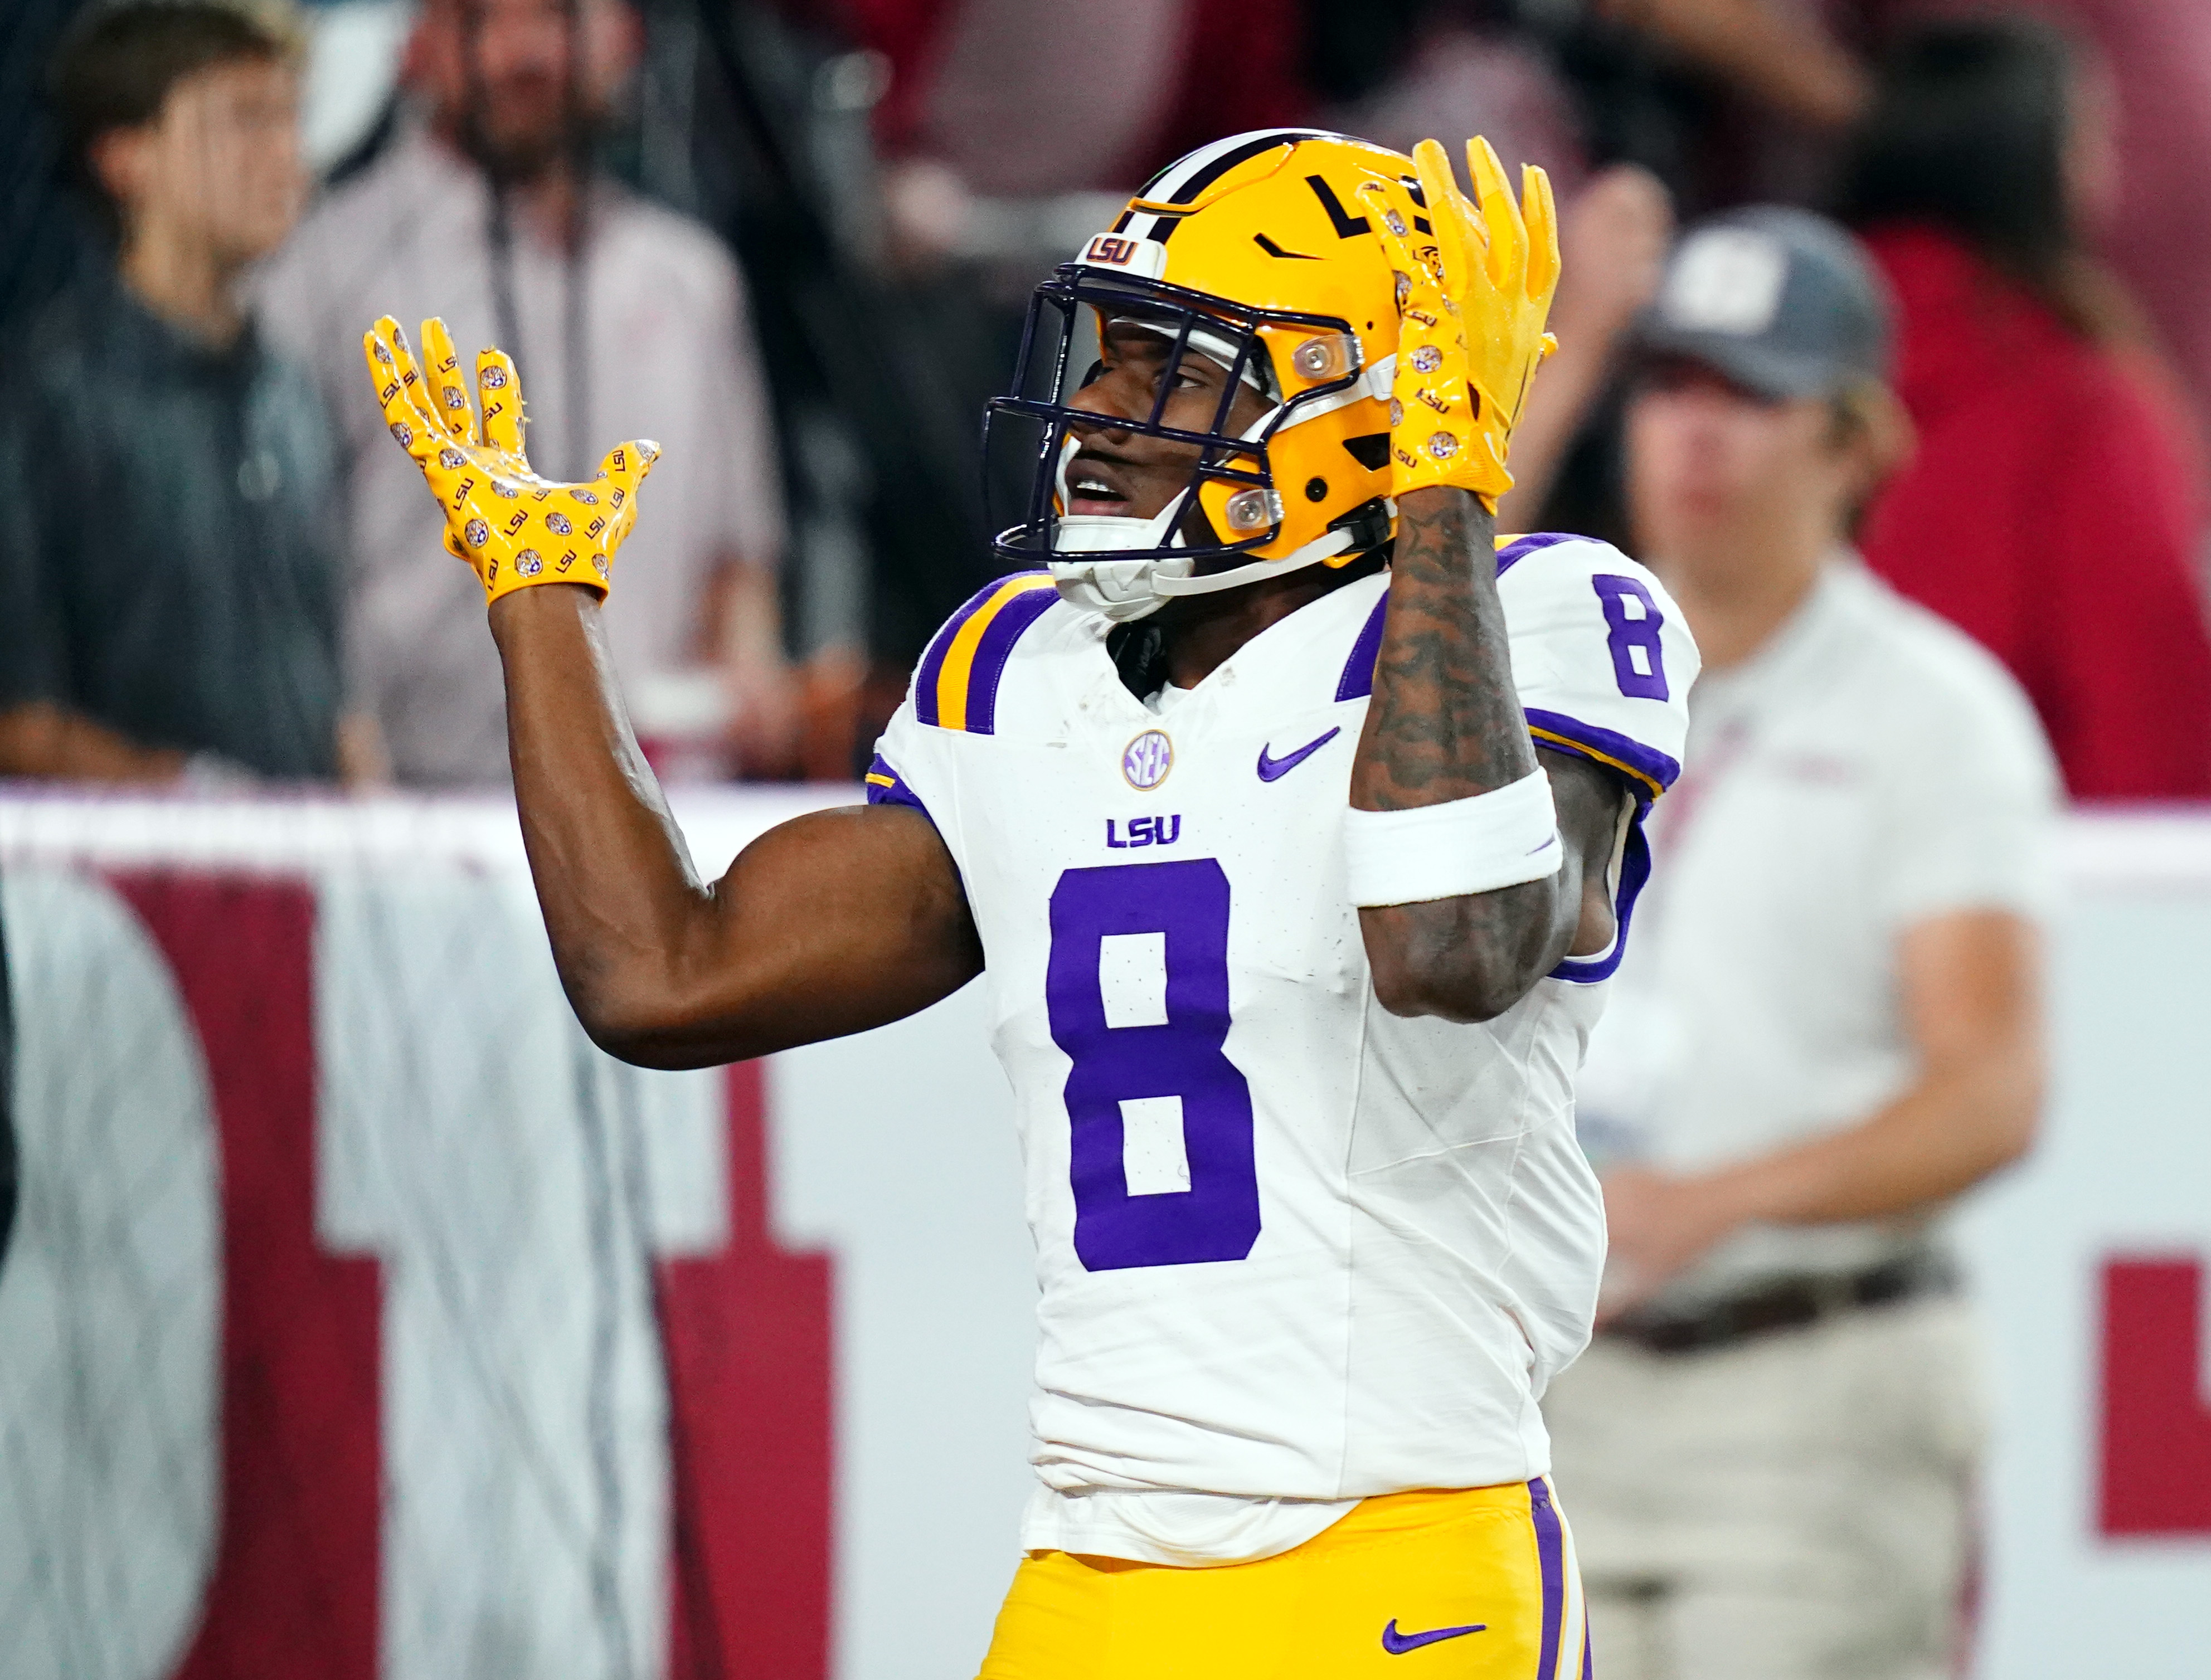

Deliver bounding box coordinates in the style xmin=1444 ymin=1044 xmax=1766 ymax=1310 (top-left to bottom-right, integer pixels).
xmin=4 ymin=0 xmax=2211 ymax=795
xmin=0 ymin=7 xmax=2199 ymax=1672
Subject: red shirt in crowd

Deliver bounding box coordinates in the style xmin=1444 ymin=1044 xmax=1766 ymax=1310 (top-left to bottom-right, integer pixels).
xmin=1858 ymin=222 xmax=2211 ymax=800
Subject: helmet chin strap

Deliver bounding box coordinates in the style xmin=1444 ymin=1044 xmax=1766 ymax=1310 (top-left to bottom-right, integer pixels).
xmin=1149 ymin=524 xmax=1356 ymax=595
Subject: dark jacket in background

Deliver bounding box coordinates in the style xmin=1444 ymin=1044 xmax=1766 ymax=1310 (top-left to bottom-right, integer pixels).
xmin=0 ymin=270 xmax=345 ymax=778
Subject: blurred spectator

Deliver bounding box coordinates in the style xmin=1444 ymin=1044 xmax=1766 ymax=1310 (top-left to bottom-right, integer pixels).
xmin=0 ymin=0 xmax=354 ymax=786
xmin=1604 ymin=0 xmax=1867 ymax=134
xmin=861 ymin=0 xmax=1306 ymax=202
xmin=258 ymin=0 xmax=793 ymax=786
xmin=1853 ymin=0 xmax=2211 ymax=438
xmin=2049 ymin=0 xmax=2211 ymax=437
xmin=1842 ymin=17 xmax=2211 ymax=800
xmin=1314 ymin=10 xmax=1589 ymax=199
xmin=1524 ymin=0 xmax=1868 ymax=220
xmin=868 ymin=0 xmax=1282 ymax=288
xmin=1544 ymin=209 xmax=2055 ymax=1680
xmin=1497 ymin=163 xmax=1674 ymax=529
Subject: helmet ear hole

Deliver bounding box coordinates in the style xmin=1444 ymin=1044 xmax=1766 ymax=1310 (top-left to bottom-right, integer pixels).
xmin=1342 ymin=433 xmax=1392 ymax=471
xmin=1305 ymin=477 xmax=1328 ymax=501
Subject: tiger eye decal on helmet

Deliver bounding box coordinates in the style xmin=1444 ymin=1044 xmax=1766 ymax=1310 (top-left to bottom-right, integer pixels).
xmin=983 ymin=130 xmax=1415 ymax=623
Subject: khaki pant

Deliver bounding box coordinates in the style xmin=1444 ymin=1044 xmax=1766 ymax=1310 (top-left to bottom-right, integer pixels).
xmin=1541 ymin=1295 xmax=1982 ymax=1680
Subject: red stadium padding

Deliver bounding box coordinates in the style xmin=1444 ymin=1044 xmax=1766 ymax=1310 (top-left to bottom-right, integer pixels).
xmin=660 ymin=1058 xmax=835 ymax=1680
xmin=91 ymin=871 xmax=833 ymax=1678
xmin=116 ymin=874 xmax=384 ymax=1680
xmin=2098 ymin=1256 xmax=2211 ymax=1535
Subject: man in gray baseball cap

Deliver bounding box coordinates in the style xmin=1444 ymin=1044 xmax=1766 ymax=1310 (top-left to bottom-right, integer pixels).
xmin=1632 ymin=204 xmax=1893 ymax=401
xmin=1539 ymin=206 xmax=2058 ymax=1680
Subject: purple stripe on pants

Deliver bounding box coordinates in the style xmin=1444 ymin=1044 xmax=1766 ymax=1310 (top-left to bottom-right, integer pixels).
xmin=1530 ymin=1477 xmax=1566 ymax=1679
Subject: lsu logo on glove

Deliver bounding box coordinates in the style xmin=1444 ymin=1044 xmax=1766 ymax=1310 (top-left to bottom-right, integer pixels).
xmin=361 ymin=314 xmax=659 ymax=606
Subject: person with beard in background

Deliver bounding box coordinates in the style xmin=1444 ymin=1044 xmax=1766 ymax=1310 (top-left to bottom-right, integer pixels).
xmin=258 ymin=0 xmax=794 ymax=786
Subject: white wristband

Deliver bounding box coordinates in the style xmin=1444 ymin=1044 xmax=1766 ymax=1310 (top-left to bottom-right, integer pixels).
xmin=1343 ymin=769 xmax=1562 ymax=907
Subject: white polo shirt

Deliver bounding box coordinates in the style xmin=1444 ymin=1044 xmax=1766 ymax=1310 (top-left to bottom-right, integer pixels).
xmin=256 ymin=126 xmax=785 ymax=786
xmin=1576 ymin=558 xmax=2059 ymax=1301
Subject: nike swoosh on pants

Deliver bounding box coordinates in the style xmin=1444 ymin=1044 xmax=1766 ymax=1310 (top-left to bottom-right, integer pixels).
xmin=1381 ymin=1618 xmax=1488 ymax=1654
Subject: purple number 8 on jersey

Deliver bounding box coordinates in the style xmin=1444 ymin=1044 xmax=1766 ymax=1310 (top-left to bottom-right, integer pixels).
xmin=1047 ymin=860 xmax=1262 ymax=1271
xmin=1592 ymin=573 xmax=1670 ymax=701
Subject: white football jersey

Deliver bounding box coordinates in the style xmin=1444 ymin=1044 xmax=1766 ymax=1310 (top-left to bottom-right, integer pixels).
xmin=869 ymin=534 xmax=1697 ymax=1562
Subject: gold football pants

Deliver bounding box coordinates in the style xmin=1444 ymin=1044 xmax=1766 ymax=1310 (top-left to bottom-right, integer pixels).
xmin=978 ymin=1479 xmax=1589 ymax=1679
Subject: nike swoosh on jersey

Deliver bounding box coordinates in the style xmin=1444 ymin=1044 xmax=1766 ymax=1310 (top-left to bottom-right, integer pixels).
xmin=1381 ymin=1619 xmax=1488 ymax=1654
xmin=1256 ymin=727 xmax=1342 ymax=782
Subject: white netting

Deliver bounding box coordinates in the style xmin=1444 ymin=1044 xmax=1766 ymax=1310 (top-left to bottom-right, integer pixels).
xmin=0 ymin=787 xmax=844 ymax=1680
xmin=0 ymin=868 xmax=220 ymax=1680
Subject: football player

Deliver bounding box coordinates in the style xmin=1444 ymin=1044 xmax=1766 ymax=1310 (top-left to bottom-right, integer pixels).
xmin=363 ymin=128 xmax=1696 ymax=1678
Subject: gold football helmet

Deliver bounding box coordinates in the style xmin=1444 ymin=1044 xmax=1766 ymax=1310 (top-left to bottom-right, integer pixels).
xmin=987 ymin=129 xmax=1422 ymax=621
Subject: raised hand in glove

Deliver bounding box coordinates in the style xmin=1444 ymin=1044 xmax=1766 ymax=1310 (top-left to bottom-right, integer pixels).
xmin=1359 ymin=137 xmax=1561 ymax=510
xmin=362 ymin=315 xmax=658 ymax=604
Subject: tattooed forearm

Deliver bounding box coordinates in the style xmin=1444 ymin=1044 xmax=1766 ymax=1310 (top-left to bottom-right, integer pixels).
xmin=1352 ymin=486 xmax=1616 ymax=1021
xmin=1351 ymin=486 xmax=1534 ymax=811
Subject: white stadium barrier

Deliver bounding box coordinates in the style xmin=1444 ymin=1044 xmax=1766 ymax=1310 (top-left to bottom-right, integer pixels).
xmin=0 ymin=791 xmax=2204 ymax=1679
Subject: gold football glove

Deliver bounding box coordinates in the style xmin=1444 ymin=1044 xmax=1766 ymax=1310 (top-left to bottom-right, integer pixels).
xmin=362 ymin=315 xmax=658 ymax=604
xmin=1361 ymin=137 xmax=1560 ymax=509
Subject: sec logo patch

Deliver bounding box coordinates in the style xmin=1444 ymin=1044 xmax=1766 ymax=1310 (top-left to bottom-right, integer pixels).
xmin=1122 ymin=730 xmax=1173 ymax=791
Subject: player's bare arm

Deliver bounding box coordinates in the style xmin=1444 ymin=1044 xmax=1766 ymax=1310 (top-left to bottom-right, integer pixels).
xmin=491 ymin=584 xmax=979 ymax=1066
xmin=361 ymin=314 xmax=978 ymax=1069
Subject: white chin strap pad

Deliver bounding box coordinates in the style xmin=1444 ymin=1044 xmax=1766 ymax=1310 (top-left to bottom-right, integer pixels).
xmin=1150 ymin=525 xmax=1356 ymax=596
xmin=1051 ymin=524 xmax=1356 ymax=621
xmin=1046 ymin=444 xmax=1189 ymax=621
xmin=1052 ymin=555 xmax=1191 ymax=621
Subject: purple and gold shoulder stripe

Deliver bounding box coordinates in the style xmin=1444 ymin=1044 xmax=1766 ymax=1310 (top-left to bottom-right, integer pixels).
xmin=863 ymin=754 xmax=929 ymax=817
xmin=1525 ymin=711 xmax=1679 ymax=803
xmin=915 ymin=572 xmax=1058 ymax=733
